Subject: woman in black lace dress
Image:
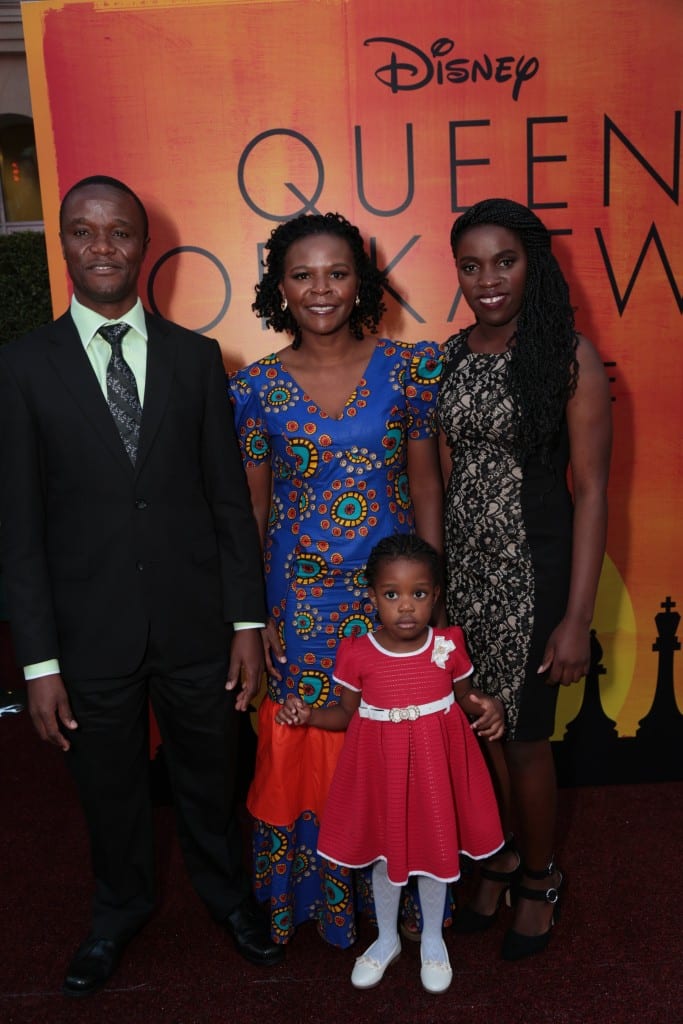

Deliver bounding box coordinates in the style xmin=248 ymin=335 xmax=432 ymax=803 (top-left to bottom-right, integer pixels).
xmin=437 ymin=198 xmax=611 ymax=960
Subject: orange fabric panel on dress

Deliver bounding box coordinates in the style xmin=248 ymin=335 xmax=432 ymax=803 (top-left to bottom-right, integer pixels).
xmin=246 ymin=698 xmax=346 ymax=826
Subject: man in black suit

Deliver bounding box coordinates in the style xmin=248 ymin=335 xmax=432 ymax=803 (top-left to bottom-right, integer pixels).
xmin=0 ymin=176 xmax=283 ymax=997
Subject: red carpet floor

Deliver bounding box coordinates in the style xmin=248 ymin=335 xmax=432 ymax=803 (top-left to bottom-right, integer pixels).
xmin=1 ymin=706 xmax=682 ymax=1024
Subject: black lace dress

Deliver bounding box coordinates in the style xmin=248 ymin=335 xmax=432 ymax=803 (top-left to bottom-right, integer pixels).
xmin=437 ymin=328 xmax=573 ymax=740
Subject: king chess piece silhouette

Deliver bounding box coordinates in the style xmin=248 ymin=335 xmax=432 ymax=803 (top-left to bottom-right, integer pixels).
xmin=633 ymin=596 xmax=683 ymax=781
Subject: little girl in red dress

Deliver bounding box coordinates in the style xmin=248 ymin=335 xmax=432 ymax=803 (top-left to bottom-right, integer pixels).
xmin=276 ymin=534 xmax=504 ymax=993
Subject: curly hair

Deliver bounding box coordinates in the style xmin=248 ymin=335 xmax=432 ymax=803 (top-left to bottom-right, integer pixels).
xmin=450 ymin=198 xmax=579 ymax=463
xmin=365 ymin=533 xmax=440 ymax=591
xmin=252 ymin=212 xmax=386 ymax=349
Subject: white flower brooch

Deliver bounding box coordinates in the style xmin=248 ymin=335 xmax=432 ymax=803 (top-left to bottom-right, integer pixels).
xmin=431 ymin=636 xmax=455 ymax=669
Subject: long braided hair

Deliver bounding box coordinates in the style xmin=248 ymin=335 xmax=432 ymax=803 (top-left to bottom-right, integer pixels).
xmin=450 ymin=198 xmax=579 ymax=464
xmin=252 ymin=212 xmax=386 ymax=350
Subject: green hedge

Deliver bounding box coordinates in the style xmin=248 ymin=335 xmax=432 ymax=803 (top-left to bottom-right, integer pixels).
xmin=0 ymin=231 xmax=53 ymax=346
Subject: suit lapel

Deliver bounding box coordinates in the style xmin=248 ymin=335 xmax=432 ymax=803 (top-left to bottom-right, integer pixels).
xmin=47 ymin=313 xmax=133 ymax=472
xmin=135 ymin=313 xmax=176 ymax=475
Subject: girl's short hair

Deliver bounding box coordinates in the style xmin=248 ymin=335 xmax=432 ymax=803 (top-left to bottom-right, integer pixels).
xmin=365 ymin=533 xmax=440 ymax=589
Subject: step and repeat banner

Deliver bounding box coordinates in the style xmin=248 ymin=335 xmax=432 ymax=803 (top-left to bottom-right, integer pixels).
xmin=22 ymin=0 xmax=682 ymax=781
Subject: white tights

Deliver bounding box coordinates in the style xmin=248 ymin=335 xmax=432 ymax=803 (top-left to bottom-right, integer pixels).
xmin=368 ymin=860 xmax=448 ymax=964
xmin=417 ymin=874 xmax=449 ymax=962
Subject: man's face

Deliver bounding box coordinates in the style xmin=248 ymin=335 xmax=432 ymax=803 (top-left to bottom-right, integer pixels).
xmin=59 ymin=184 xmax=149 ymax=318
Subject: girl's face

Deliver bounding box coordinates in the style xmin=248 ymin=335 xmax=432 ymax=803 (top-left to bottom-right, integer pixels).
xmin=369 ymin=557 xmax=439 ymax=652
xmin=453 ymin=224 xmax=528 ymax=334
xmin=278 ymin=233 xmax=359 ymax=342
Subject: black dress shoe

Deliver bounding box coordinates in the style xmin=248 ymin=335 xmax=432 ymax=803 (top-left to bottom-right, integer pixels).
xmin=62 ymin=937 xmax=124 ymax=998
xmin=224 ymin=898 xmax=285 ymax=966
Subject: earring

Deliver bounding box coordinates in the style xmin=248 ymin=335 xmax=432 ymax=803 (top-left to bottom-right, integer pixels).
xmin=280 ymin=297 xmax=288 ymax=312
xmin=355 ymin=295 xmax=360 ymax=307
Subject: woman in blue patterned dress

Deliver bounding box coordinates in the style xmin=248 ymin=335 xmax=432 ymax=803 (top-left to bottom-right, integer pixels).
xmin=229 ymin=213 xmax=443 ymax=948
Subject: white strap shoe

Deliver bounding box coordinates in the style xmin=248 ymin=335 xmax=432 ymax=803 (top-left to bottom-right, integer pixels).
xmin=420 ymin=939 xmax=453 ymax=994
xmin=350 ymin=939 xmax=401 ymax=989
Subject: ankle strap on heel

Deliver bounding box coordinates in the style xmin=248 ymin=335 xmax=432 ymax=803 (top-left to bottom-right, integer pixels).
xmin=519 ymin=861 xmax=562 ymax=904
xmin=479 ymin=837 xmax=521 ymax=884
xmin=522 ymin=859 xmax=555 ymax=880
xmin=517 ymin=882 xmax=560 ymax=904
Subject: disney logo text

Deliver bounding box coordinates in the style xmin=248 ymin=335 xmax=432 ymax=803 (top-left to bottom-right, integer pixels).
xmin=364 ymin=36 xmax=540 ymax=102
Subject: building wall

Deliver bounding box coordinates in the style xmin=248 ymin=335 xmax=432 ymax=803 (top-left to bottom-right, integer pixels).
xmin=0 ymin=2 xmax=42 ymax=228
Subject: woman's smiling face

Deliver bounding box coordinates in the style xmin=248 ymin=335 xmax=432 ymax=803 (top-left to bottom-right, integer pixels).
xmin=279 ymin=233 xmax=359 ymax=342
xmin=454 ymin=224 xmax=528 ymax=335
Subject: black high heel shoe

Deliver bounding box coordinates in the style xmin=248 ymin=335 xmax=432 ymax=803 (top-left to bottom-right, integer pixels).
xmin=453 ymin=838 xmax=521 ymax=934
xmin=501 ymin=859 xmax=563 ymax=960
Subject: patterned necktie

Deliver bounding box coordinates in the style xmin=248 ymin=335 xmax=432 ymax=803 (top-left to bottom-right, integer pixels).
xmin=100 ymin=323 xmax=141 ymax=464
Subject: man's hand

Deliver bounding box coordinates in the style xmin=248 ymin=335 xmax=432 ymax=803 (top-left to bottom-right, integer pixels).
xmin=225 ymin=629 xmax=265 ymax=711
xmin=27 ymin=673 xmax=78 ymax=751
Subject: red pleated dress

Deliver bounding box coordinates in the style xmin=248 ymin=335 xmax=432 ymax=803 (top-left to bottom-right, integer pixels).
xmin=317 ymin=626 xmax=503 ymax=884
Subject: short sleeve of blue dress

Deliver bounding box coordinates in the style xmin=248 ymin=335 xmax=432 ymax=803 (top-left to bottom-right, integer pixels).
xmin=403 ymin=341 xmax=443 ymax=440
xmin=229 ymin=365 xmax=271 ymax=467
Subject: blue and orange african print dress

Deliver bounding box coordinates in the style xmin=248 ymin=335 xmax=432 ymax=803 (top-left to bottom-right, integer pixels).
xmin=229 ymin=339 xmax=442 ymax=947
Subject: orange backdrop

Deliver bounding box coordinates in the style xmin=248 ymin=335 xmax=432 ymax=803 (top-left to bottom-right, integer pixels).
xmin=22 ymin=0 xmax=683 ymax=741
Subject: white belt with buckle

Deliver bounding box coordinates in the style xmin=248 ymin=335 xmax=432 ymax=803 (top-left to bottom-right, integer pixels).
xmin=358 ymin=691 xmax=454 ymax=723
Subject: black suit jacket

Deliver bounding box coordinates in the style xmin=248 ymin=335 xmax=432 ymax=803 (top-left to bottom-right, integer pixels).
xmin=0 ymin=309 xmax=265 ymax=680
